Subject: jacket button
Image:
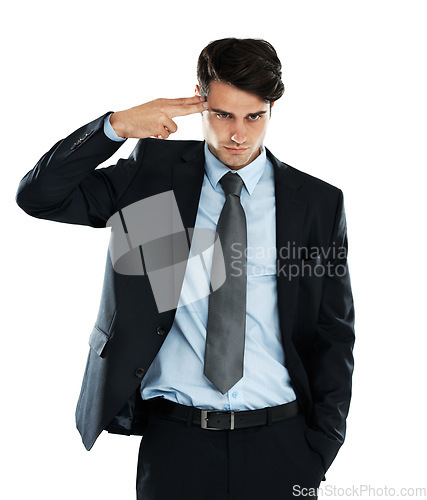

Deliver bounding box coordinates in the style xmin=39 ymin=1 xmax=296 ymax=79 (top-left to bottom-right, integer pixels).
xmin=156 ymin=326 xmax=166 ymax=336
xmin=134 ymin=368 xmax=145 ymax=378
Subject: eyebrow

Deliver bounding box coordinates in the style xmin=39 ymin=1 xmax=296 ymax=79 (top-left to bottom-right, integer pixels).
xmin=210 ymin=108 xmax=268 ymax=117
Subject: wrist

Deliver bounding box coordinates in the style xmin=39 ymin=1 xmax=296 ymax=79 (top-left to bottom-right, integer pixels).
xmin=109 ymin=111 xmax=128 ymax=139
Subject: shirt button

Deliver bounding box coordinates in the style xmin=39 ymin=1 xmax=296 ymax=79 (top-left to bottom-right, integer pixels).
xmin=224 ymin=404 xmax=230 ymax=411
xmin=134 ymin=368 xmax=145 ymax=378
xmin=232 ymin=392 xmax=238 ymax=398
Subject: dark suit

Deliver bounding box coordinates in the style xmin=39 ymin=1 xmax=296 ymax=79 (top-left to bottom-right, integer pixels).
xmin=16 ymin=112 xmax=355 ymax=476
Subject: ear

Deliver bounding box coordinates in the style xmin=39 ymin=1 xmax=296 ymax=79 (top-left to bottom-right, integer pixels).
xmin=195 ymin=85 xmax=201 ymax=96
xmin=270 ymin=101 xmax=275 ymax=109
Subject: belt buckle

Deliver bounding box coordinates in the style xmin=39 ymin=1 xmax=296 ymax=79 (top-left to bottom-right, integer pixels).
xmin=200 ymin=409 xmax=239 ymax=430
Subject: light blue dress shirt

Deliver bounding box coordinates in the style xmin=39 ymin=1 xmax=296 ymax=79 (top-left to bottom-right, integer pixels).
xmin=104 ymin=115 xmax=297 ymax=411
xmin=104 ymin=114 xmax=126 ymax=142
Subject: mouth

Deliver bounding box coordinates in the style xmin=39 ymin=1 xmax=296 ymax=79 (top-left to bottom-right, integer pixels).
xmin=224 ymin=147 xmax=249 ymax=154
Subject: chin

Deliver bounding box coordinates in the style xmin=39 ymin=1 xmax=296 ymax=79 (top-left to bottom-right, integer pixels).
xmin=220 ymin=157 xmax=247 ymax=169
xmin=225 ymin=153 xmax=254 ymax=169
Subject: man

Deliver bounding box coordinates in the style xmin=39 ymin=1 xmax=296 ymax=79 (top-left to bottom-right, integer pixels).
xmin=16 ymin=38 xmax=355 ymax=499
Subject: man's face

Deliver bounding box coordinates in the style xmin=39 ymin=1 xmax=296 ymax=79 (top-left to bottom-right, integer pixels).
xmin=198 ymin=81 xmax=273 ymax=170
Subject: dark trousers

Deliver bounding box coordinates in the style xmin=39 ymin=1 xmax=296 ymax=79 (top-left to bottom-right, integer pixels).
xmin=136 ymin=407 xmax=324 ymax=500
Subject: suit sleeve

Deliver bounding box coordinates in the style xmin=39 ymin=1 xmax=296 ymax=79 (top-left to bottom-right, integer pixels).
xmin=16 ymin=112 xmax=142 ymax=228
xmin=306 ymin=190 xmax=355 ymax=471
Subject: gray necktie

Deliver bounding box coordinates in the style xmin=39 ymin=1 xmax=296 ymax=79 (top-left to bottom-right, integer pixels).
xmin=204 ymin=172 xmax=247 ymax=394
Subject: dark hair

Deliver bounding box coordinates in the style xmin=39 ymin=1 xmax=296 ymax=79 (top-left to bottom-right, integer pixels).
xmin=197 ymin=38 xmax=284 ymax=103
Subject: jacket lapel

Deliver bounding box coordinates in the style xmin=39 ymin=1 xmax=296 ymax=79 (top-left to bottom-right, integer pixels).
xmin=167 ymin=142 xmax=206 ymax=314
xmin=267 ymin=149 xmax=307 ymax=346
xmin=172 ymin=142 xmax=206 ymax=234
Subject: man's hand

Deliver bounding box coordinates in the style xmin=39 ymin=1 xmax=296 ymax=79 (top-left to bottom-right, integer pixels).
xmin=109 ymin=96 xmax=208 ymax=140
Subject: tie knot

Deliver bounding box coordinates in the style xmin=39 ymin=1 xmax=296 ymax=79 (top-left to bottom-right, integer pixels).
xmin=220 ymin=172 xmax=244 ymax=197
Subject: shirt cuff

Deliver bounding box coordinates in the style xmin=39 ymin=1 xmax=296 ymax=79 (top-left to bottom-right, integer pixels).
xmin=104 ymin=113 xmax=126 ymax=142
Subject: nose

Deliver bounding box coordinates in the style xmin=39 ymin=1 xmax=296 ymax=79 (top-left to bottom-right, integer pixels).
xmin=231 ymin=121 xmax=246 ymax=145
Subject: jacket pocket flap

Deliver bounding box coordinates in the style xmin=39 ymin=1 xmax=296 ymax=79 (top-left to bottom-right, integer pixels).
xmin=89 ymin=325 xmax=109 ymax=357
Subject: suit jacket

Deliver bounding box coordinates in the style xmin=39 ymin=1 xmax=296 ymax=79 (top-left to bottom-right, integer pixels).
xmin=16 ymin=112 xmax=355 ymax=474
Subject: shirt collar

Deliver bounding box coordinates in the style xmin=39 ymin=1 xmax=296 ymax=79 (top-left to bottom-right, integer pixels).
xmin=203 ymin=142 xmax=267 ymax=196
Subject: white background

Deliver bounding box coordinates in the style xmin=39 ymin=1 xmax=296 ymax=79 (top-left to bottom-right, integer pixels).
xmin=1 ymin=0 xmax=426 ymax=498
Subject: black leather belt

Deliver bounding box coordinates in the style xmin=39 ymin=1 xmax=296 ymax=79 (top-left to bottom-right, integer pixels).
xmin=146 ymin=397 xmax=300 ymax=431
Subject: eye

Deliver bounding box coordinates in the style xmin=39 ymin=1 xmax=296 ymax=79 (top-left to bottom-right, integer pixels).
xmin=248 ymin=114 xmax=261 ymax=121
xmin=216 ymin=113 xmax=230 ymax=119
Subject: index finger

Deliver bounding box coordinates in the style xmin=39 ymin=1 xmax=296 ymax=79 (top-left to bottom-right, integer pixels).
xmin=166 ymin=96 xmax=208 ymax=117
